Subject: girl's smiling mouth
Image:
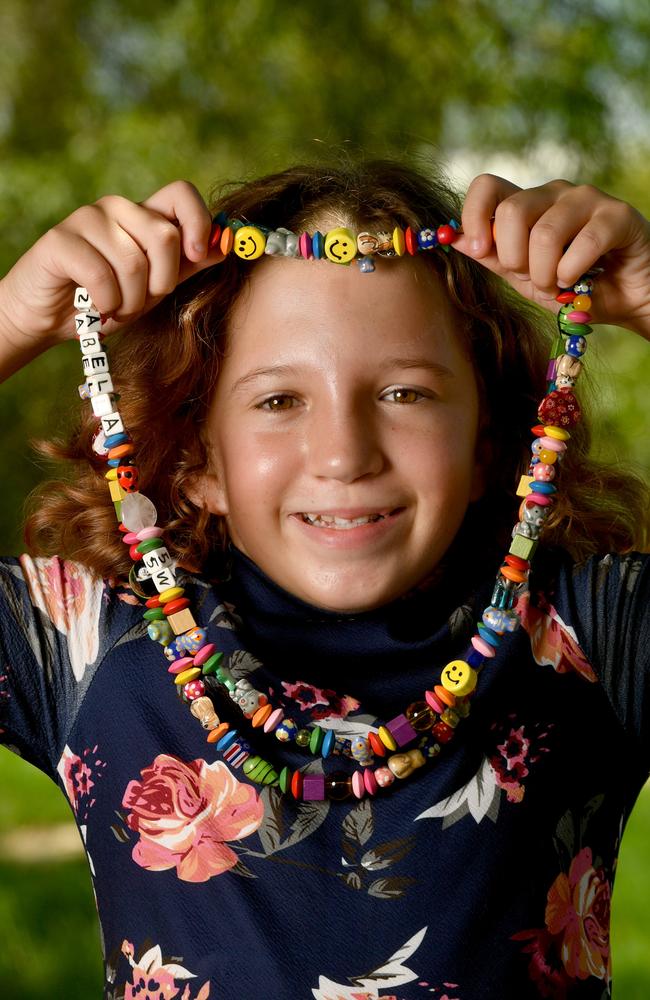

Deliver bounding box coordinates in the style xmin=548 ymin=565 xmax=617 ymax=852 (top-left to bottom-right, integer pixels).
xmin=291 ymin=507 xmax=406 ymax=545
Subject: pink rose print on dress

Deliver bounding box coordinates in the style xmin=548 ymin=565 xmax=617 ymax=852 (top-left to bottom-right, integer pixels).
xmin=19 ymin=555 xmax=103 ymax=681
xmin=545 ymin=847 xmax=611 ymax=982
xmin=282 ymin=679 xmax=360 ymax=721
xmin=119 ymin=939 xmax=210 ymax=1000
xmin=121 ymin=754 xmax=264 ymax=882
xmin=488 ymin=714 xmax=553 ymax=804
xmin=515 ymin=591 xmax=597 ymax=683
xmin=57 ymin=743 xmax=106 ymax=821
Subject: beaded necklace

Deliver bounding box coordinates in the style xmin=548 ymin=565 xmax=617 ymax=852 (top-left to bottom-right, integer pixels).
xmin=73 ymin=217 xmax=598 ymax=803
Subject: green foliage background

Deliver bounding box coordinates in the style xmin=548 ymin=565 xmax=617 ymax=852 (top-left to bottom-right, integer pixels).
xmin=0 ymin=1 xmax=649 ymax=996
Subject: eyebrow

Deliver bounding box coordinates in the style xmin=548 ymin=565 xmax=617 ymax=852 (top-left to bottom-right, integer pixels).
xmin=230 ymin=357 xmax=455 ymax=394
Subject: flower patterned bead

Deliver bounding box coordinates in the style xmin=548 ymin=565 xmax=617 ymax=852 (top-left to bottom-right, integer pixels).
xmin=432 ymin=721 xmax=455 ymax=744
xmin=533 ymin=463 xmax=556 ymax=482
xmin=374 ymin=767 xmax=395 ymax=788
xmin=275 ymin=719 xmax=298 ymax=742
xmin=351 ymin=736 xmax=374 ymax=765
xmin=183 ymin=679 xmax=205 ymax=701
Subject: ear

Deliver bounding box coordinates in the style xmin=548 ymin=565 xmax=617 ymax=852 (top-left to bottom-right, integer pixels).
xmin=184 ymin=472 xmax=229 ymax=517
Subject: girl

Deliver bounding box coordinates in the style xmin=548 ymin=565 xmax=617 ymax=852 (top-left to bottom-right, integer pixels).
xmin=0 ymin=160 xmax=649 ymax=1000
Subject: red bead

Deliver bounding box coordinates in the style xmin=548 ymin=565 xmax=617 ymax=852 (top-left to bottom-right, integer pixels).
xmin=291 ymin=770 xmax=303 ymax=800
xmin=538 ymin=389 xmax=582 ymax=429
xmin=118 ymin=523 xmax=129 ymax=534
xmin=405 ymin=226 xmax=418 ymax=255
xmin=555 ymin=291 xmax=576 ymax=303
xmin=145 ymin=596 xmax=162 ymax=609
xmin=432 ymin=721 xmax=455 ymax=743
xmin=368 ymin=732 xmax=386 ymax=757
xmin=129 ymin=543 xmax=143 ymax=561
xmin=162 ymin=597 xmax=191 ymax=616
xmin=117 ymin=465 xmax=139 ymax=492
xmin=504 ymin=554 xmax=529 ymax=571
xmin=436 ymin=224 xmax=456 ymax=245
xmin=208 ymin=222 xmax=222 ymax=249
xmin=530 ymin=424 xmax=546 ymax=437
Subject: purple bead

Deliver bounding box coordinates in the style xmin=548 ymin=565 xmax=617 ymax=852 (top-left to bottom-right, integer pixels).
xmin=386 ymin=713 xmax=417 ymax=748
xmin=302 ymin=774 xmax=326 ymax=801
xmin=546 ymin=358 xmax=557 ymax=381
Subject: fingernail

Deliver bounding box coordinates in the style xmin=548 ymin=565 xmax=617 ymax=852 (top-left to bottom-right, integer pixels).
xmin=191 ymin=241 xmax=206 ymax=257
xmin=470 ymin=239 xmax=482 ymax=253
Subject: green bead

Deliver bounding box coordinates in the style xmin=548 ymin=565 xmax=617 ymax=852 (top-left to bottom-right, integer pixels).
xmin=201 ymin=652 xmax=224 ymax=676
xmin=143 ymin=608 xmax=164 ymax=621
xmin=279 ymin=766 xmax=291 ymax=793
xmin=509 ymin=533 xmax=538 ymax=560
xmin=243 ymin=756 xmax=261 ymax=775
xmin=249 ymin=759 xmax=274 ymax=783
xmin=135 ymin=537 xmax=165 ymax=555
xmin=560 ymin=321 xmax=593 ymax=335
xmin=309 ymin=726 xmax=324 ymax=755
xmin=295 ymin=728 xmax=311 ymax=748
xmin=114 ymin=500 xmax=122 ymax=520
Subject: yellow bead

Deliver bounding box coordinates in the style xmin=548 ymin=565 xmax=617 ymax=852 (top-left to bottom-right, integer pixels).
xmin=109 ymin=479 xmax=125 ymax=501
xmin=440 ymin=660 xmax=477 ymax=697
xmin=544 ymin=425 xmax=570 ymax=441
xmin=572 ymin=294 xmax=591 ymax=311
xmin=324 ymin=227 xmax=357 ymax=264
xmin=168 ymin=608 xmax=197 ymax=635
xmin=233 ymin=225 xmax=266 ymax=260
xmin=174 ymin=667 xmax=201 ymax=685
xmin=158 ymin=586 xmax=185 ymax=603
xmin=104 ymin=468 xmax=118 ymax=481
xmin=538 ymin=448 xmax=557 ymax=464
xmin=516 ymin=474 xmax=534 ymax=497
xmin=377 ymin=725 xmax=397 ymax=751
xmin=392 ymin=226 xmax=405 ymax=256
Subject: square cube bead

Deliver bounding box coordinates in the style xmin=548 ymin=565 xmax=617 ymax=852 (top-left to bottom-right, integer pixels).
xmin=509 ymin=534 xmax=538 ymax=560
xmin=386 ymin=713 xmax=418 ymax=747
xmin=516 ymin=475 xmax=534 ymax=498
xmin=74 ymin=287 xmax=93 ymax=310
xmin=169 ymin=608 xmax=197 ymax=635
xmin=152 ymin=567 xmax=177 ymax=592
xmin=87 ymin=373 xmax=114 ymax=397
xmin=82 ymin=351 xmax=108 ymax=376
xmin=78 ymin=332 xmax=102 ymax=355
xmin=302 ymin=774 xmax=325 ymax=801
xmin=143 ymin=545 xmax=173 ymax=571
xmin=91 ymin=393 xmax=114 ymax=417
xmin=100 ymin=410 xmax=124 ymax=437
xmin=75 ymin=311 xmax=102 ymax=336
xmin=109 ymin=479 xmax=125 ymax=502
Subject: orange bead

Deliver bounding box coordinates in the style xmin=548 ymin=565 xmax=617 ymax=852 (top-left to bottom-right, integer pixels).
xmin=434 ymin=684 xmax=456 ymax=707
xmin=501 ymin=565 xmax=527 ymax=583
xmin=108 ymin=443 xmax=135 ymax=460
xmin=220 ymin=227 xmax=234 ymax=255
xmin=252 ymin=703 xmax=273 ymax=728
xmin=207 ymin=722 xmax=230 ymax=743
xmin=162 ymin=597 xmax=191 ymax=616
xmin=572 ymin=294 xmax=592 ymax=311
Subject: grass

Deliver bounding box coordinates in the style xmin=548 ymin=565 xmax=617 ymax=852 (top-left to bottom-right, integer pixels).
xmin=1 ymin=750 xmax=649 ymax=997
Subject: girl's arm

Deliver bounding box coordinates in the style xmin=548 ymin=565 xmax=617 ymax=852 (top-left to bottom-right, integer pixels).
xmin=0 ymin=180 xmax=223 ymax=384
xmin=456 ymin=175 xmax=650 ymax=340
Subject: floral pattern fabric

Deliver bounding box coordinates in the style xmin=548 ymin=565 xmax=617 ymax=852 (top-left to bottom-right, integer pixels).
xmin=0 ymin=547 xmax=649 ymax=999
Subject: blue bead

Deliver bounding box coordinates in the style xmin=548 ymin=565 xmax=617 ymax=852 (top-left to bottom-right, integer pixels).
xmin=321 ymin=729 xmax=335 ymax=758
xmin=104 ymin=432 xmax=130 ymax=449
xmin=312 ymin=231 xmax=324 ymax=259
xmin=477 ymin=623 xmax=501 ymax=647
xmin=467 ymin=648 xmax=483 ymax=668
xmin=107 ymin=458 xmax=121 ymax=468
xmin=217 ymin=730 xmax=239 ymax=752
xmin=532 ymin=481 xmax=556 ymax=495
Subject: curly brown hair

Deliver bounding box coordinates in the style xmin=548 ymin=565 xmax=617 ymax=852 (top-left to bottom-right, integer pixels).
xmin=24 ymin=157 xmax=650 ymax=589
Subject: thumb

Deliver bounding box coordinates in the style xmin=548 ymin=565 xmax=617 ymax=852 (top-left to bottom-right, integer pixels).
xmin=177 ymin=244 xmax=226 ymax=285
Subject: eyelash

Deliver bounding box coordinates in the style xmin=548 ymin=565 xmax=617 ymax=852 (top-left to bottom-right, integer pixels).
xmin=256 ymin=387 xmax=428 ymax=411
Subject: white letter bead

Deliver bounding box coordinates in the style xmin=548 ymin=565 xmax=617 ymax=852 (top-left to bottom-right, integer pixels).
xmin=74 ymin=287 xmax=93 ymax=310
xmin=100 ymin=410 xmax=124 ymax=436
xmin=91 ymin=393 xmax=114 ymax=417
xmin=152 ymin=567 xmax=177 ymax=592
xmin=143 ymin=546 xmax=173 ymax=571
xmin=86 ymin=373 xmax=114 ymax=397
xmin=82 ymin=352 xmax=109 ymax=375
xmin=78 ymin=333 xmax=102 ymax=355
xmin=75 ymin=311 xmax=102 ymax=335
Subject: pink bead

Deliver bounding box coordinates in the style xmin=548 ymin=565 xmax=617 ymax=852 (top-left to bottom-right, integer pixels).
xmin=425 ymin=689 xmax=445 ymax=713
xmin=527 ymin=492 xmax=552 ymax=505
xmin=533 ymin=463 xmax=555 ymax=482
xmin=363 ymin=767 xmax=378 ymax=796
xmin=263 ymin=707 xmax=285 ymax=733
xmin=351 ymin=770 xmax=366 ymax=799
xmin=167 ymin=656 xmax=194 ymax=674
xmin=193 ymin=643 xmax=216 ymax=666
xmin=374 ymin=766 xmax=395 ymax=788
xmin=539 ymin=435 xmax=566 ymax=453
xmin=122 ymin=531 xmax=140 ymax=545
xmin=567 ymin=310 xmax=591 ymax=323
xmin=136 ymin=525 xmax=164 ymax=541
xmin=471 ymin=635 xmax=496 ymax=658
xmin=299 ymin=232 xmax=313 ymax=259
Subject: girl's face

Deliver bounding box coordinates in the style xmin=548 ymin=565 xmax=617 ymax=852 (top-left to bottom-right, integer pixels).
xmin=199 ymin=256 xmax=484 ymax=613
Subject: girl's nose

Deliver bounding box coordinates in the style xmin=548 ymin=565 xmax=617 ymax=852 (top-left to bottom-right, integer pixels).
xmin=304 ymin=403 xmax=385 ymax=483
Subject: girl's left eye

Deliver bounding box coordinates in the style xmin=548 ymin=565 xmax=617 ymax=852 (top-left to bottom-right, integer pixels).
xmin=382 ymin=387 xmax=426 ymax=403
xmin=257 ymin=394 xmax=297 ymax=411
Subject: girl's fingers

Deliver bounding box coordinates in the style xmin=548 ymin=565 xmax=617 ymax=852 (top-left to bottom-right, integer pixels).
xmin=40 ymin=225 xmax=123 ymax=317
xmin=555 ymin=203 xmax=643 ymax=288
xmin=139 ymin=179 xmax=213 ymax=262
xmin=459 ymin=174 xmax=522 ymax=256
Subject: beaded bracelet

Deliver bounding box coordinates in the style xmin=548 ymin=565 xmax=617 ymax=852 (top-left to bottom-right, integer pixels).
xmin=72 ymin=245 xmax=598 ymax=803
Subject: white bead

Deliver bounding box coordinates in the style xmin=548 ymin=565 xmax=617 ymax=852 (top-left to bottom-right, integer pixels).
xmin=86 ymin=373 xmax=114 ymax=397
xmin=82 ymin=352 xmax=108 ymax=375
xmin=100 ymin=410 xmax=124 ymax=436
xmin=78 ymin=332 xmax=102 ymax=356
xmin=92 ymin=429 xmax=108 ymax=456
xmin=91 ymin=393 xmax=114 ymax=417
xmin=152 ymin=567 xmax=177 ymax=592
xmin=74 ymin=287 xmax=93 ymax=310
xmin=75 ymin=311 xmax=102 ymax=335
xmin=121 ymin=492 xmax=158 ymax=531
xmin=143 ymin=546 xmax=173 ymax=571
xmin=136 ymin=564 xmax=152 ymax=580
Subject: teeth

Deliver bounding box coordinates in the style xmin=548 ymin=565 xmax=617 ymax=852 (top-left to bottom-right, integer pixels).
xmin=302 ymin=512 xmax=384 ymax=528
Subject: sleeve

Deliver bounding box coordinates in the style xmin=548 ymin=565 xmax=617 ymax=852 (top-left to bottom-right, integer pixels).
xmin=0 ymin=555 xmax=107 ymax=779
xmin=553 ymin=550 xmax=650 ymax=775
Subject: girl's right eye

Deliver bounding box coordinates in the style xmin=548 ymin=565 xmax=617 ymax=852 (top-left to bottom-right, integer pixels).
xmin=256 ymin=394 xmax=297 ymax=411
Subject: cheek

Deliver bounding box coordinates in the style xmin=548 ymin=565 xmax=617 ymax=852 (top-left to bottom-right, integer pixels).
xmin=218 ymin=429 xmax=301 ymax=512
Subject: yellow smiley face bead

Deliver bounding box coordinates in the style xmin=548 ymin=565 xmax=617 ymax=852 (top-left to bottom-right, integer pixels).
xmin=233 ymin=225 xmax=266 ymax=260
xmin=324 ymin=227 xmax=357 ymax=264
xmin=440 ymin=660 xmax=478 ymax=697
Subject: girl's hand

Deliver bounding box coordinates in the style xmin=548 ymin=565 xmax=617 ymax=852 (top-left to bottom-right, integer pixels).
xmin=0 ymin=179 xmax=224 ymax=350
xmin=455 ymin=175 xmax=650 ymax=339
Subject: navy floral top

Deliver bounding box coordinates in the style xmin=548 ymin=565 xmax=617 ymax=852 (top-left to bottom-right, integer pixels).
xmin=1 ymin=545 xmax=649 ymax=1000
